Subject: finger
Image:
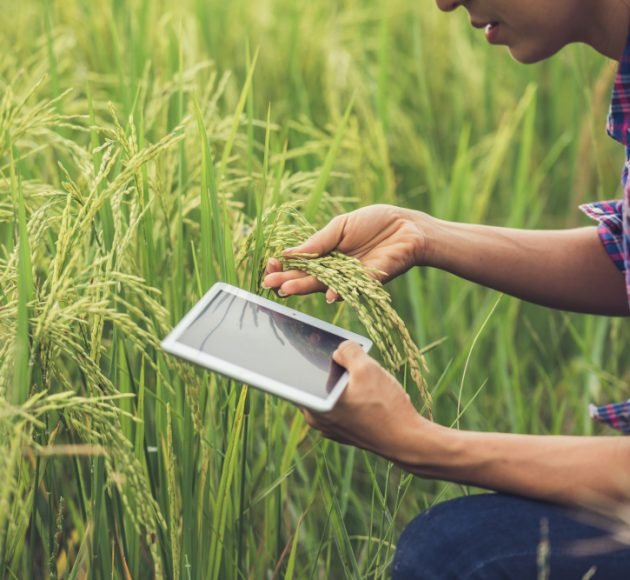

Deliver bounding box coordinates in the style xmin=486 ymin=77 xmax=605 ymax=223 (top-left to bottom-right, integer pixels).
xmin=301 ymin=408 xmax=317 ymax=428
xmin=333 ymin=340 xmax=370 ymax=372
xmin=262 ymin=269 xmax=309 ymax=290
xmin=324 ymin=432 xmax=352 ymax=446
xmin=283 ymin=215 xmax=347 ymax=258
xmin=325 ymin=289 xmax=341 ymax=304
xmin=264 ymin=257 xmax=283 ymax=276
xmin=279 ymin=275 xmax=327 ymax=297
xmin=264 ymin=272 xmax=335 ymax=299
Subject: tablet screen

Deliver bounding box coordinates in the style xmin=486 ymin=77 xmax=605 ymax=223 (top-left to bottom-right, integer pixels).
xmin=177 ymin=290 xmax=346 ymax=399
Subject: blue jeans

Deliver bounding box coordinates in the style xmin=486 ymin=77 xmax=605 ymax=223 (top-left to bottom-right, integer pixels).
xmin=392 ymin=493 xmax=630 ymax=579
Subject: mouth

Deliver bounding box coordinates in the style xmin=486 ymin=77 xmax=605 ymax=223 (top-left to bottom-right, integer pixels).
xmin=484 ymin=22 xmax=499 ymax=34
xmin=470 ymin=19 xmax=501 ymax=43
xmin=471 ymin=20 xmax=499 ymax=31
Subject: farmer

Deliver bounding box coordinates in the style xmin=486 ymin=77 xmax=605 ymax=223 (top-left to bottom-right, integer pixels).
xmin=264 ymin=0 xmax=630 ymax=577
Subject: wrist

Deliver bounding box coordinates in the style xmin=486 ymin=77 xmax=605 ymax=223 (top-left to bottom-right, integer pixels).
xmin=407 ymin=209 xmax=443 ymax=268
xmin=391 ymin=418 xmax=461 ymax=473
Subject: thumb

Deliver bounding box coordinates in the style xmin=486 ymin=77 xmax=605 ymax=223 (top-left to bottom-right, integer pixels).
xmin=283 ymin=215 xmax=346 ymax=258
xmin=332 ymin=340 xmax=369 ymax=371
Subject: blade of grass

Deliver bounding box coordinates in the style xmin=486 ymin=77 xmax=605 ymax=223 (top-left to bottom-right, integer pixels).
xmin=11 ymin=148 xmax=33 ymax=406
xmin=207 ymin=386 xmax=248 ymax=580
xmin=304 ymin=97 xmax=354 ymax=222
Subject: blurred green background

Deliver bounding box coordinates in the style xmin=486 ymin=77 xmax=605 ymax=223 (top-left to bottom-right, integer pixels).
xmin=1 ymin=0 xmax=628 ymax=577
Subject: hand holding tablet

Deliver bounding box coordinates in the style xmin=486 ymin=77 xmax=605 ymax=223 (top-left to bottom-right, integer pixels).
xmin=161 ymin=283 xmax=372 ymax=411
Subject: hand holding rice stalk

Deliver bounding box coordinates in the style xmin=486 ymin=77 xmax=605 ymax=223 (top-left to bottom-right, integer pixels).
xmin=248 ymin=204 xmax=432 ymax=415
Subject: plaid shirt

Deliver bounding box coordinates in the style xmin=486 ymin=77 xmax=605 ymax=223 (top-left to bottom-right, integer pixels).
xmin=580 ymin=33 xmax=630 ymax=434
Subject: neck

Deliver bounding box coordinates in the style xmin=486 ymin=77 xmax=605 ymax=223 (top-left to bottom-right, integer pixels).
xmin=580 ymin=0 xmax=630 ymax=59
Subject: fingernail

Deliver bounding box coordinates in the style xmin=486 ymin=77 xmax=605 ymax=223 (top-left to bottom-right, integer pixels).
xmin=282 ymin=246 xmax=300 ymax=255
xmin=326 ymin=296 xmax=335 ymax=304
xmin=261 ymin=282 xmax=269 ymax=289
xmin=278 ymin=289 xmax=288 ymax=297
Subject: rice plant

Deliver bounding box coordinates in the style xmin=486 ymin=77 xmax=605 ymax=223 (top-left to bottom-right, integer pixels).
xmin=1 ymin=0 xmax=628 ymax=577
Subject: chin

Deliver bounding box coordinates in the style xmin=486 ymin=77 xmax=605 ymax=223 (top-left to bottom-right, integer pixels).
xmin=508 ymin=42 xmax=564 ymax=64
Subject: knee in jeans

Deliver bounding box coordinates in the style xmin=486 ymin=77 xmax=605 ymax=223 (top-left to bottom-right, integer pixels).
xmin=392 ymin=499 xmax=465 ymax=579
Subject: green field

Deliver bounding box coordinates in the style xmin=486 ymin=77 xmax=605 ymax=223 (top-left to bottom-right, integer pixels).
xmin=1 ymin=0 xmax=628 ymax=577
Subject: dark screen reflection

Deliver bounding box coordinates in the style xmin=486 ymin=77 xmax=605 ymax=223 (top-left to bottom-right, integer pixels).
xmin=178 ymin=291 xmax=346 ymax=398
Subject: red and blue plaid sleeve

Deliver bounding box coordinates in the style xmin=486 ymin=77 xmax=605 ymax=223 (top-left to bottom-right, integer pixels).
xmin=581 ymin=201 xmax=630 ymax=434
xmin=590 ymin=401 xmax=630 ymax=434
xmin=579 ymin=200 xmax=625 ymax=272
xmin=584 ymin=30 xmax=630 ymax=435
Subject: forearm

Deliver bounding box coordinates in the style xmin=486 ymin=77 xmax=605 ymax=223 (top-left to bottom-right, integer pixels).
xmin=415 ymin=212 xmax=629 ymax=315
xmin=398 ymin=423 xmax=630 ymax=507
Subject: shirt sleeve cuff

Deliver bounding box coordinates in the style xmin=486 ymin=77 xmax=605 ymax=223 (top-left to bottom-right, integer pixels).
xmin=579 ymin=200 xmax=625 ymax=272
xmin=590 ymin=400 xmax=630 ymax=434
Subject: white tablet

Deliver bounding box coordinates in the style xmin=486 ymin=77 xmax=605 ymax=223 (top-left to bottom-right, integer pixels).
xmin=161 ymin=282 xmax=372 ymax=411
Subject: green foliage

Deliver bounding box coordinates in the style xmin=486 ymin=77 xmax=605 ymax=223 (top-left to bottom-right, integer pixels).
xmin=0 ymin=0 xmax=627 ymax=577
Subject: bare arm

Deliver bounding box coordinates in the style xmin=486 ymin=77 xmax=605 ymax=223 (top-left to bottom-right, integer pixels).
xmin=420 ymin=214 xmax=629 ymax=316
xmin=305 ymin=342 xmax=630 ymax=508
xmin=264 ymin=205 xmax=629 ymax=316
xmin=403 ymin=424 xmax=630 ymax=506
xmin=272 ymin=206 xmax=630 ymax=504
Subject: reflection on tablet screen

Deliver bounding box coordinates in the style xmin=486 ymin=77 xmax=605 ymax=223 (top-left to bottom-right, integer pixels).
xmin=177 ymin=291 xmax=345 ymax=398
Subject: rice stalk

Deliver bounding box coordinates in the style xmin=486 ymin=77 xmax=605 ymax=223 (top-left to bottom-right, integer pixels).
xmin=0 ymin=82 xmax=186 ymax=576
xmin=0 ymin=391 xmax=138 ymax=569
xmin=163 ymin=404 xmax=181 ymax=580
xmin=0 ymin=423 xmax=26 ymax=568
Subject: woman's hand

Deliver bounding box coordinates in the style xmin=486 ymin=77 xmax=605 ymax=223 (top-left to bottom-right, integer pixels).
xmin=263 ymin=205 xmax=427 ymax=302
xmin=301 ymin=340 xmax=440 ymax=465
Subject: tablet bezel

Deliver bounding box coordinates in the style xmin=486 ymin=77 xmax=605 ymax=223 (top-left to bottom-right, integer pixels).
xmin=161 ymin=282 xmax=373 ymax=412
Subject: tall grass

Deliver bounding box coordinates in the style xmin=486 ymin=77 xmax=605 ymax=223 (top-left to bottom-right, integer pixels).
xmin=1 ymin=0 xmax=628 ymax=577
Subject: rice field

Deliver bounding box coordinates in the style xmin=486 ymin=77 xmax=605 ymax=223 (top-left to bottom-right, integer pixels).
xmin=1 ymin=0 xmax=629 ymax=577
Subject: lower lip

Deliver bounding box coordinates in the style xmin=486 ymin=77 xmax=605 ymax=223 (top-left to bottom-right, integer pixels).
xmin=485 ymin=23 xmax=500 ymax=43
